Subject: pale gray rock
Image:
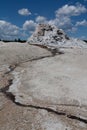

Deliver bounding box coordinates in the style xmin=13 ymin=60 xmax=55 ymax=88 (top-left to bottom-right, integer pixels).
xmin=27 ymin=24 xmax=87 ymax=48
xmin=0 ymin=41 xmax=87 ymax=130
xmin=0 ymin=42 xmax=52 ymax=66
xmin=8 ymin=48 xmax=87 ymax=127
xmin=27 ymin=24 xmax=69 ymax=45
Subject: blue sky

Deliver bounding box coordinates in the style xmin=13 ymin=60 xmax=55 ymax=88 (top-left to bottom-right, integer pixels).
xmin=0 ymin=0 xmax=87 ymax=40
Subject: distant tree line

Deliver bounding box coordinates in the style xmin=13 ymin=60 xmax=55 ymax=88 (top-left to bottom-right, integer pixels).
xmin=0 ymin=38 xmax=26 ymax=43
xmin=0 ymin=38 xmax=87 ymax=43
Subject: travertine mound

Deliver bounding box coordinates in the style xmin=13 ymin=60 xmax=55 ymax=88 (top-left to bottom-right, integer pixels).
xmin=27 ymin=24 xmax=87 ymax=48
xmin=28 ymin=24 xmax=69 ymax=45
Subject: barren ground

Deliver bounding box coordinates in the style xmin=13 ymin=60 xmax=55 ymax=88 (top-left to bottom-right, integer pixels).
xmin=0 ymin=42 xmax=87 ymax=130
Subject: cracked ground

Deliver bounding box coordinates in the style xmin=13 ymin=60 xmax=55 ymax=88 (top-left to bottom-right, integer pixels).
xmin=0 ymin=42 xmax=87 ymax=130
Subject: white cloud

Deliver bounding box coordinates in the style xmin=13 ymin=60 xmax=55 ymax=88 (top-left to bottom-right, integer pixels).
xmin=23 ymin=20 xmax=37 ymax=33
xmin=76 ymin=19 xmax=87 ymax=26
xmin=56 ymin=4 xmax=87 ymax=17
xmin=48 ymin=3 xmax=87 ymax=32
xmin=1 ymin=3 xmax=85 ymax=40
xmin=49 ymin=16 xmax=72 ymax=31
xmin=0 ymin=20 xmax=20 ymax=40
xmin=36 ymin=16 xmax=47 ymax=23
xmin=18 ymin=8 xmax=31 ymax=16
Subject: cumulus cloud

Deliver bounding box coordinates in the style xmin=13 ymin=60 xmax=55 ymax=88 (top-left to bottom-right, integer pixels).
xmin=49 ymin=16 xmax=73 ymax=31
xmin=56 ymin=4 xmax=87 ymax=17
xmin=1 ymin=3 xmax=86 ymax=40
xmin=76 ymin=19 xmax=87 ymax=26
xmin=22 ymin=3 xmax=87 ymax=35
xmin=0 ymin=20 xmax=37 ymax=40
xmin=0 ymin=20 xmax=20 ymax=40
xmin=49 ymin=3 xmax=87 ymax=32
xmin=23 ymin=16 xmax=47 ymax=35
xmin=18 ymin=8 xmax=31 ymax=16
xmin=36 ymin=16 xmax=47 ymax=23
xmin=23 ymin=20 xmax=37 ymax=33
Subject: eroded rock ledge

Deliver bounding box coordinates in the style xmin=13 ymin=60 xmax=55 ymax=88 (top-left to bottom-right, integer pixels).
xmin=0 ymin=42 xmax=87 ymax=130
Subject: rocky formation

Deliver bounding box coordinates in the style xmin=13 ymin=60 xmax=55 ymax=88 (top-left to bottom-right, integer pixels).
xmin=0 ymin=42 xmax=52 ymax=66
xmin=28 ymin=24 xmax=87 ymax=48
xmin=0 ymin=40 xmax=87 ymax=130
xmin=28 ymin=24 xmax=69 ymax=45
xmin=0 ymin=23 xmax=87 ymax=130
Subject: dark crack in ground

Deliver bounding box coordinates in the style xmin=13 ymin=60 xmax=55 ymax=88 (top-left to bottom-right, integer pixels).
xmin=0 ymin=47 xmax=87 ymax=126
xmin=0 ymin=82 xmax=87 ymax=124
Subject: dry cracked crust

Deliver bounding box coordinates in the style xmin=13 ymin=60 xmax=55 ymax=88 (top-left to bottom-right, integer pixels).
xmin=0 ymin=46 xmax=87 ymax=130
